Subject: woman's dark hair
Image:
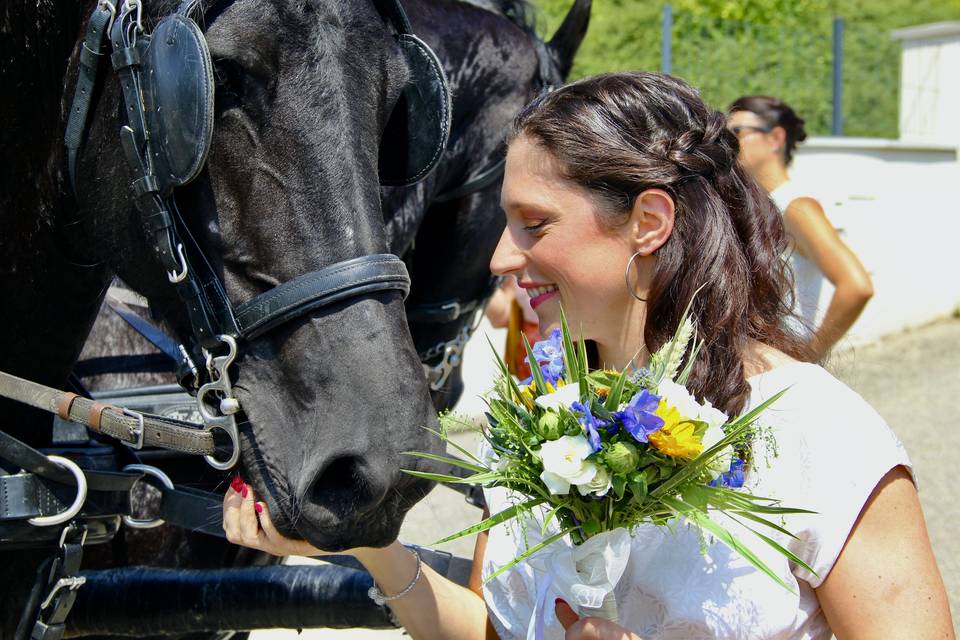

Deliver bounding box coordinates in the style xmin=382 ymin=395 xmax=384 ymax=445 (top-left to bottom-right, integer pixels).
xmin=729 ymin=95 xmax=807 ymax=166
xmin=509 ymin=72 xmax=809 ymax=415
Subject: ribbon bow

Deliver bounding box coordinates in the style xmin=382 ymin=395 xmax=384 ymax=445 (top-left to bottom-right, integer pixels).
xmin=526 ymin=528 xmax=632 ymax=640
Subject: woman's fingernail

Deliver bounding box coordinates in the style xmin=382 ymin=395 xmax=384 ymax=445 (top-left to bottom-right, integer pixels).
xmin=254 ymin=502 xmax=263 ymax=514
xmin=555 ymin=598 xmax=565 ymax=606
xmin=241 ymin=485 xmax=249 ymax=498
xmin=230 ymin=475 xmax=244 ymax=493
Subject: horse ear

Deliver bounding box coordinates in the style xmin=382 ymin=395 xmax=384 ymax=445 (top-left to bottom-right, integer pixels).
xmin=547 ymin=0 xmax=591 ymax=80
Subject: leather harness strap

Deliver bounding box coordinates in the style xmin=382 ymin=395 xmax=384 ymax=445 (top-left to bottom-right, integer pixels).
xmin=234 ymin=254 xmax=410 ymax=339
xmin=0 ymin=370 xmax=215 ymax=456
xmin=86 ymin=403 xmax=113 ymax=433
xmin=56 ymin=393 xmax=80 ymax=422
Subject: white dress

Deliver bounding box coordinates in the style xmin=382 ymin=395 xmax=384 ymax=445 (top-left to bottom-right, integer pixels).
xmin=481 ymin=362 xmax=911 ymax=639
xmin=770 ymin=181 xmax=835 ymax=339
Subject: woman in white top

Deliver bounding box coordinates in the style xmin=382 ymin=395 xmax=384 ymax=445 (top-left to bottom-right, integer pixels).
xmin=728 ymin=96 xmax=873 ymax=360
xmin=221 ymin=73 xmax=952 ymax=639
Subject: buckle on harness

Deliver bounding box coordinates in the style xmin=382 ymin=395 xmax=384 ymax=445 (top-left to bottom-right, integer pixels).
xmin=39 ymin=576 xmax=87 ymax=611
xmin=26 ymin=525 xmax=88 ymax=640
xmin=440 ymin=301 xmax=461 ymax=321
xmin=121 ymin=407 xmax=145 ymax=449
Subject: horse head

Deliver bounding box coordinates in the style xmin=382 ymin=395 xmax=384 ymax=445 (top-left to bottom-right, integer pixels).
xmin=397 ymin=0 xmax=593 ymax=413
xmin=67 ymin=0 xmax=446 ymax=550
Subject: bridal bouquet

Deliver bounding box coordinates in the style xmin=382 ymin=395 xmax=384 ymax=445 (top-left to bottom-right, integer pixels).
xmin=405 ymin=307 xmax=814 ymax=635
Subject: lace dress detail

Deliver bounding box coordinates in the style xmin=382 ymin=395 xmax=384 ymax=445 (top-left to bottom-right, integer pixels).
xmin=481 ymin=363 xmax=911 ymax=639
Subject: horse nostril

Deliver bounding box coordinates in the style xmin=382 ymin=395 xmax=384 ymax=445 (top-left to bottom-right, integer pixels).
xmin=307 ymin=456 xmax=385 ymax=516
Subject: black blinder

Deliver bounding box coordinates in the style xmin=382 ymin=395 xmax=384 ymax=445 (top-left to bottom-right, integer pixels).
xmin=140 ymin=0 xmax=449 ymax=191
xmin=377 ymin=33 xmax=452 ymax=187
xmin=141 ymin=14 xmax=216 ymax=195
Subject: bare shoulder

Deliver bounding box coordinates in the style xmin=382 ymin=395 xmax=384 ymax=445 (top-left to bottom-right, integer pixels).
xmin=784 ymin=195 xmax=826 ymax=217
xmin=817 ymin=466 xmax=955 ymax=638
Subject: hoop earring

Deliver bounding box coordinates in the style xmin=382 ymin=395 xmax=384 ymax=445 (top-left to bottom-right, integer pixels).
xmin=624 ymin=250 xmax=647 ymax=302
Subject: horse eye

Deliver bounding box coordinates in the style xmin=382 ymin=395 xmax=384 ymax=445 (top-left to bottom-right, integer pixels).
xmin=213 ymin=58 xmax=246 ymax=107
xmin=213 ymin=58 xmax=272 ymax=117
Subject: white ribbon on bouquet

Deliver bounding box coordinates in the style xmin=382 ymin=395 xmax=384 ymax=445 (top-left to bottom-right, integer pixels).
xmin=526 ymin=527 xmax=632 ymax=640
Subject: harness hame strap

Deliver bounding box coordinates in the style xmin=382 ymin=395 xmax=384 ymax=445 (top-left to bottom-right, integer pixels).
xmin=0 ymin=370 xmax=215 ymax=455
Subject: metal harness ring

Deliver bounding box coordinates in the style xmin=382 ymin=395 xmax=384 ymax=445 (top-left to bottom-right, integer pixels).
xmin=28 ymin=455 xmax=88 ymax=527
xmin=122 ymin=464 xmax=175 ymax=529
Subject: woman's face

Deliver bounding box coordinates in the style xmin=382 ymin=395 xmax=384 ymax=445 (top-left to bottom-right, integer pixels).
xmin=490 ymin=136 xmax=642 ymax=346
xmin=727 ymin=109 xmax=782 ymax=175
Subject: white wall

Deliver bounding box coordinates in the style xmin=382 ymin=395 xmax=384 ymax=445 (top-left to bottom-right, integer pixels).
xmin=892 ymin=22 xmax=960 ymax=146
xmin=789 ymin=136 xmax=960 ymax=348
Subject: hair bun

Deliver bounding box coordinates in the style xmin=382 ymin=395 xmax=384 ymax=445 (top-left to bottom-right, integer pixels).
xmin=793 ymin=116 xmax=808 ymax=143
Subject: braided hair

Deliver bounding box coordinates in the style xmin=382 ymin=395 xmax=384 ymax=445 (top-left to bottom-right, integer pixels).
xmin=508 ymin=72 xmax=807 ymax=415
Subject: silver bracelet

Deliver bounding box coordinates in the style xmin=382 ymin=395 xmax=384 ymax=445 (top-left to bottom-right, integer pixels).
xmin=367 ymin=546 xmax=422 ymax=606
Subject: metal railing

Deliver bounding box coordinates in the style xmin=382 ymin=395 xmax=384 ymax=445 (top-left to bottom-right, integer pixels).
xmin=660 ymin=6 xmax=900 ymax=138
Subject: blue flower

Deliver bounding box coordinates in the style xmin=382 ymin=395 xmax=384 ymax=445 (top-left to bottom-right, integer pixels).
xmin=709 ymin=457 xmax=745 ymax=488
xmin=571 ymin=401 xmax=611 ymax=453
xmin=525 ymin=328 xmax=565 ymax=385
xmin=614 ymin=390 xmax=665 ymax=444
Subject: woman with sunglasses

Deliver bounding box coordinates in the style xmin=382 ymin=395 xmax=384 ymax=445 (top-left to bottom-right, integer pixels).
xmin=728 ymin=96 xmax=873 ymax=360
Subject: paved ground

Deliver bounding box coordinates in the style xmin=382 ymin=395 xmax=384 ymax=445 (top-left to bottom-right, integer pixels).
xmin=253 ymin=316 xmax=960 ymax=639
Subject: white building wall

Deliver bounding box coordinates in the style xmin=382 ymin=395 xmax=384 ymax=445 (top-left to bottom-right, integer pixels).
xmin=789 ymin=137 xmax=960 ymax=349
xmin=892 ymin=22 xmax=960 ymax=145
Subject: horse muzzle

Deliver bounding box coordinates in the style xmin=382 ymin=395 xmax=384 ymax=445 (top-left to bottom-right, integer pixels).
xmin=287 ymin=452 xmax=424 ymax=550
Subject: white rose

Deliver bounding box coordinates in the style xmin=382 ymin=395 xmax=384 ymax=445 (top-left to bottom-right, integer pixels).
xmin=658 ymin=379 xmax=728 ymax=428
xmin=534 ymin=383 xmax=581 ymax=411
xmin=656 ymin=379 xmax=702 ymax=420
xmin=699 ymin=399 xmax=729 ymax=431
xmin=538 ymin=435 xmax=597 ymax=495
xmin=576 ymin=464 xmax=612 ymax=497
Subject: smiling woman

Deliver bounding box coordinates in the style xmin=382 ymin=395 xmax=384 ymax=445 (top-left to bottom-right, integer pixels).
xmin=493 ymin=77 xmax=811 ymax=417
xmin=223 ymin=72 xmax=953 ymax=640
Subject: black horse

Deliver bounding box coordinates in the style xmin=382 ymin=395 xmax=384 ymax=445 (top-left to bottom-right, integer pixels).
xmin=0 ymin=0 xmax=588 ymax=633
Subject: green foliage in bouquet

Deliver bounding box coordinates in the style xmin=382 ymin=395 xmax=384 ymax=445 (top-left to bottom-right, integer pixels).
xmin=404 ymin=306 xmax=816 ymax=591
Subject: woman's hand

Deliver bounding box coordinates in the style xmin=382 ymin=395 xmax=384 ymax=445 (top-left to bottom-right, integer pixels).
xmin=555 ymin=599 xmax=643 ymax=640
xmin=222 ymin=476 xmax=326 ymax=557
xmin=224 ymin=477 xmax=491 ymax=640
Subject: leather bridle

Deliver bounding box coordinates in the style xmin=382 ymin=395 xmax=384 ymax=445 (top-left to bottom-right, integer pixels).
xmin=64 ymin=0 xmax=426 ymax=469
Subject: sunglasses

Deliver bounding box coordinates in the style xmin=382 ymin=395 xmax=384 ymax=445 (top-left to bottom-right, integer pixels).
xmin=729 ymin=125 xmax=772 ymax=137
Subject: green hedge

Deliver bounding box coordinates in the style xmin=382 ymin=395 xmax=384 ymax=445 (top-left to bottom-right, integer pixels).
xmin=532 ymin=0 xmax=960 ymax=138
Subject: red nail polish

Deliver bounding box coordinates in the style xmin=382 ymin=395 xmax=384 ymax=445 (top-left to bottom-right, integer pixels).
xmin=241 ymin=485 xmax=248 ymax=498
xmin=230 ymin=475 xmax=244 ymax=493
xmin=254 ymin=502 xmax=263 ymax=514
